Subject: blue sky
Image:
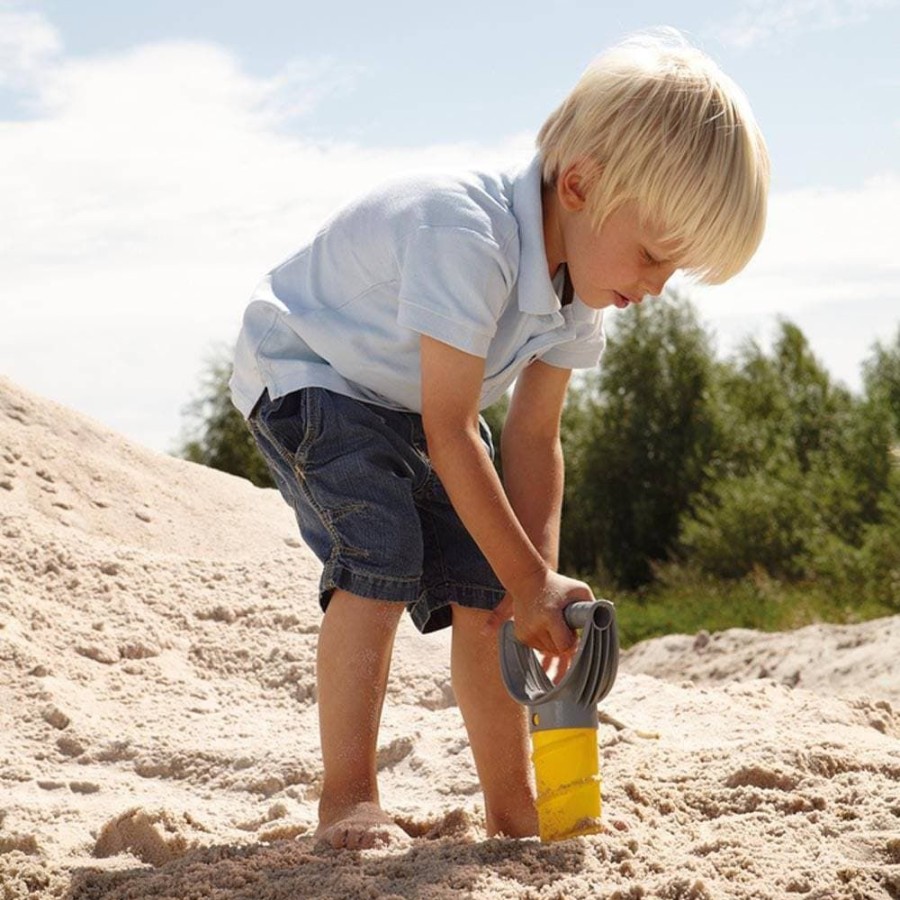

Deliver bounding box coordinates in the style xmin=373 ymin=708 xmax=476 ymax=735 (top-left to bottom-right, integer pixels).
xmin=2 ymin=0 xmax=899 ymax=450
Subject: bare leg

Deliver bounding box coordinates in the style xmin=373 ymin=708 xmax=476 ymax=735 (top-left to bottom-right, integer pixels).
xmin=314 ymin=588 xmax=409 ymax=849
xmin=450 ymin=604 xmax=539 ymax=838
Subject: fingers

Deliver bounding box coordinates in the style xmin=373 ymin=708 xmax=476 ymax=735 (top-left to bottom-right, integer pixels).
xmin=549 ymin=616 xmax=577 ymax=655
xmin=539 ymin=650 xmax=573 ymax=685
xmin=520 ymin=615 xmax=575 ymax=656
xmin=554 ymin=653 xmax=572 ymax=683
xmin=514 ymin=621 xmax=575 ymax=657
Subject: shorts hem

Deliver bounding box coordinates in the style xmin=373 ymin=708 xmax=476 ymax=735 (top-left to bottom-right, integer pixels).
xmin=408 ymin=583 xmax=506 ymax=634
xmin=318 ymin=563 xmax=505 ymax=634
xmin=319 ymin=560 xmax=421 ymax=609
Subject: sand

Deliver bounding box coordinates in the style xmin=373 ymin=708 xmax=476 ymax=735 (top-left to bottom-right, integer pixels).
xmin=1 ymin=374 xmax=898 ymax=899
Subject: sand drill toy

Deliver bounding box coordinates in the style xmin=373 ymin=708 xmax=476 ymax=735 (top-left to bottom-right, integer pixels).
xmin=499 ymin=600 xmax=619 ymax=842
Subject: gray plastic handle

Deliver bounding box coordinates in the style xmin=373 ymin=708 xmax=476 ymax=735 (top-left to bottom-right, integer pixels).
xmin=564 ymin=600 xmax=615 ymax=631
xmin=499 ymin=599 xmax=619 ymax=732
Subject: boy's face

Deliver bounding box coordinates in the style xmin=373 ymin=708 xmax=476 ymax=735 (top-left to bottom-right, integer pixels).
xmin=548 ymin=165 xmax=680 ymax=310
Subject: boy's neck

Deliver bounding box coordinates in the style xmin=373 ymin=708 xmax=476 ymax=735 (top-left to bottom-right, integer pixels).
xmin=541 ymin=179 xmax=565 ymax=280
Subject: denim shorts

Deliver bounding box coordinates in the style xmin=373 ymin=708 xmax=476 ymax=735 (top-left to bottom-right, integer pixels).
xmin=248 ymin=387 xmax=506 ymax=633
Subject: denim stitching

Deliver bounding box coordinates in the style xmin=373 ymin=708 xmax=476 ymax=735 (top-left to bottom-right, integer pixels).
xmin=324 ymin=563 xmax=421 ymax=592
xmin=253 ymin=400 xmax=302 ymax=473
xmin=253 ymin=393 xmax=366 ymax=562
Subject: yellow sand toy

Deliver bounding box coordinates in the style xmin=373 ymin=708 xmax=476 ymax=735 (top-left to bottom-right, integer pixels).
xmin=499 ymin=600 xmax=619 ymax=842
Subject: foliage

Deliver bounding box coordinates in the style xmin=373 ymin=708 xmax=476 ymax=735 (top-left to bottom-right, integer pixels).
xmin=863 ymin=326 xmax=900 ymax=441
xmin=679 ymin=464 xmax=811 ymax=580
xmin=806 ymin=469 xmax=900 ymax=615
xmin=679 ymin=322 xmax=895 ymax=582
xmin=177 ymin=352 xmax=274 ymax=488
xmin=607 ymin=562 xmax=895 ymax=649
xmin=559 ymin=292 xmax=720 ymax=587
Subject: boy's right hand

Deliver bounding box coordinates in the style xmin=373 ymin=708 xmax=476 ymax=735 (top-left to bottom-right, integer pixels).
xmin=507 ymin=569 xmax=595 ymax=657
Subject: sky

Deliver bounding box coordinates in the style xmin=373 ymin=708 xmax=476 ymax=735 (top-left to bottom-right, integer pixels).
xmin=2 ymin=0 xmax=899 ymax=452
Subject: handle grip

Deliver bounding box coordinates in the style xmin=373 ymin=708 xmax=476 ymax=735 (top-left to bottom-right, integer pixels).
xmin=563 ymin=600 xmax=615 ymax=631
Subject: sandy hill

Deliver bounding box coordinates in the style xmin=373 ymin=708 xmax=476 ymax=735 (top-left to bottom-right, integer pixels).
xmin=1 ymin=376 xmax=898 ymax=899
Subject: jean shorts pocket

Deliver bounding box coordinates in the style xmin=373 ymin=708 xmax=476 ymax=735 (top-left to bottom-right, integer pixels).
xmin=256 ymin=389 xmax=322 ymax=471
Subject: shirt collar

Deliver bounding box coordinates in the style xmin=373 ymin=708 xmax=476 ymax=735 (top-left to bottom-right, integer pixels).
xmin=512 ymin=154 xmax=597 ymax=322
xmin=511 ymin=155 xmax=599 ymax=325
xmin=511 ymin=155 xmax=562 ymax=317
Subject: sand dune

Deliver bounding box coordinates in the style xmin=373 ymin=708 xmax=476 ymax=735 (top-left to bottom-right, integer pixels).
xmin=1 ymin=376 xmax=898 ymax=899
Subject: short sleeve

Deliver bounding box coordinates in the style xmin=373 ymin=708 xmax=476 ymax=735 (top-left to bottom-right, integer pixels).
xmin=396 ymin=226 xmax=515 ymax=358
xmin=540 ymin=310 xmax=607 ymax=370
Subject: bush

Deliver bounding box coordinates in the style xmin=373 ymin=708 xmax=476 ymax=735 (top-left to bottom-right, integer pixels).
xmin=681 ymin=321 xmax=895 ymax=585
xmin=855 ymin=470 xmax=900 ymax=611
xmin=178 ymin=312 xmax=900 ymax=638
xmin=679 ymin=462 xmax=812 ymax=579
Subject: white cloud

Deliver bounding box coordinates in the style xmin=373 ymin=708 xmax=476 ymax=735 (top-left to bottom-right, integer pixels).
xmin=689 ymin=173 xmax=900 ymax=387
xmin=694 ymin=173 xmax=900 ymax=308
xmin=0 ymin=2 xmax=61 ymax=89
xmin=0 ymin=15 xmax=532 ymax=450
xmin=711 ymin=0 xmax=898 ymax=47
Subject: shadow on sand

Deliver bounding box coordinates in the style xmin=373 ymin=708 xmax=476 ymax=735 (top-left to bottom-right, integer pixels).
xmin=66 ymin=831 xmax=590 ymax=899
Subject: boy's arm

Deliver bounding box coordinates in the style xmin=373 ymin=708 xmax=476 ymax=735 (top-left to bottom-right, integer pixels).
xmin=500 ymin=358 xmax=570 ymax=571
xmin=420 ymin=336 xmax=591 ymax=656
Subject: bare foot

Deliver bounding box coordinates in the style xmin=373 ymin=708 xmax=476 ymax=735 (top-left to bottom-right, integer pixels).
xmin=315 ymin=802 xmax=411 ymax=850
xmin=486 ymin=809 xmax=540 ymax=839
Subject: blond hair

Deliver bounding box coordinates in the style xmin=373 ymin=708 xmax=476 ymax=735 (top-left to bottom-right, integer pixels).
xmin=537 ymin=29 xmax=769 ymax=284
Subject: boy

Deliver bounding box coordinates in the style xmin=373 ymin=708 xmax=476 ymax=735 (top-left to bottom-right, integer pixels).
xmin=230 ymin=30 xmax=769 ymax=849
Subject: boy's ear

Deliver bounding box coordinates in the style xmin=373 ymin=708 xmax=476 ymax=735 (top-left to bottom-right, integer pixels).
xmin=557 ymin=160 xmax=597 ymax=213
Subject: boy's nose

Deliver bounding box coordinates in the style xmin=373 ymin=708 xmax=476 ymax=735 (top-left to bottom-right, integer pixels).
xmin=642 ymin=267 xmax=675 ymax=298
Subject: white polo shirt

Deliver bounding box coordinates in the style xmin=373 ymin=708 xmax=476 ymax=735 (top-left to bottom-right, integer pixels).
xmin=229 ymin=155 xmax=606 ymax=418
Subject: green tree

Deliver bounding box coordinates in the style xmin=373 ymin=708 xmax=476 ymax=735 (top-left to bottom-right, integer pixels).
xmin=680 ymin=320 xmax=894 ymax=580
xmin=863 ymin=326 xmax=900 ymax=441
xmin=176 ymin=349 xmax=274 ymax=488
xmin=857 ymin=469 xmax=900 ymax=612
xmin=558 ymin=376 xmax=603 ymax=578
xmin=806 ymin=396 xmax=893 ymax=546
xmin=680 ymin=463 xmax=812 ymax=579
xmin=710 ymin=321 xmax=850 ymax=479
xmin=560 ymin=292 xmax=720 ymax=587
xmin=809 ymin=467 xmax=900 ymax=616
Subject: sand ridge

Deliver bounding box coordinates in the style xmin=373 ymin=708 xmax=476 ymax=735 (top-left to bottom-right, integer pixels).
xmin=1 ymin=376 xmax=898 ymax=899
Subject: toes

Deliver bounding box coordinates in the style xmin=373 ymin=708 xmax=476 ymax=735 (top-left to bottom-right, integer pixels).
xmin=346 ymin=828 xmax=366 ymax=851
xmin=315 ymin=810 xmax=410 ymax=851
